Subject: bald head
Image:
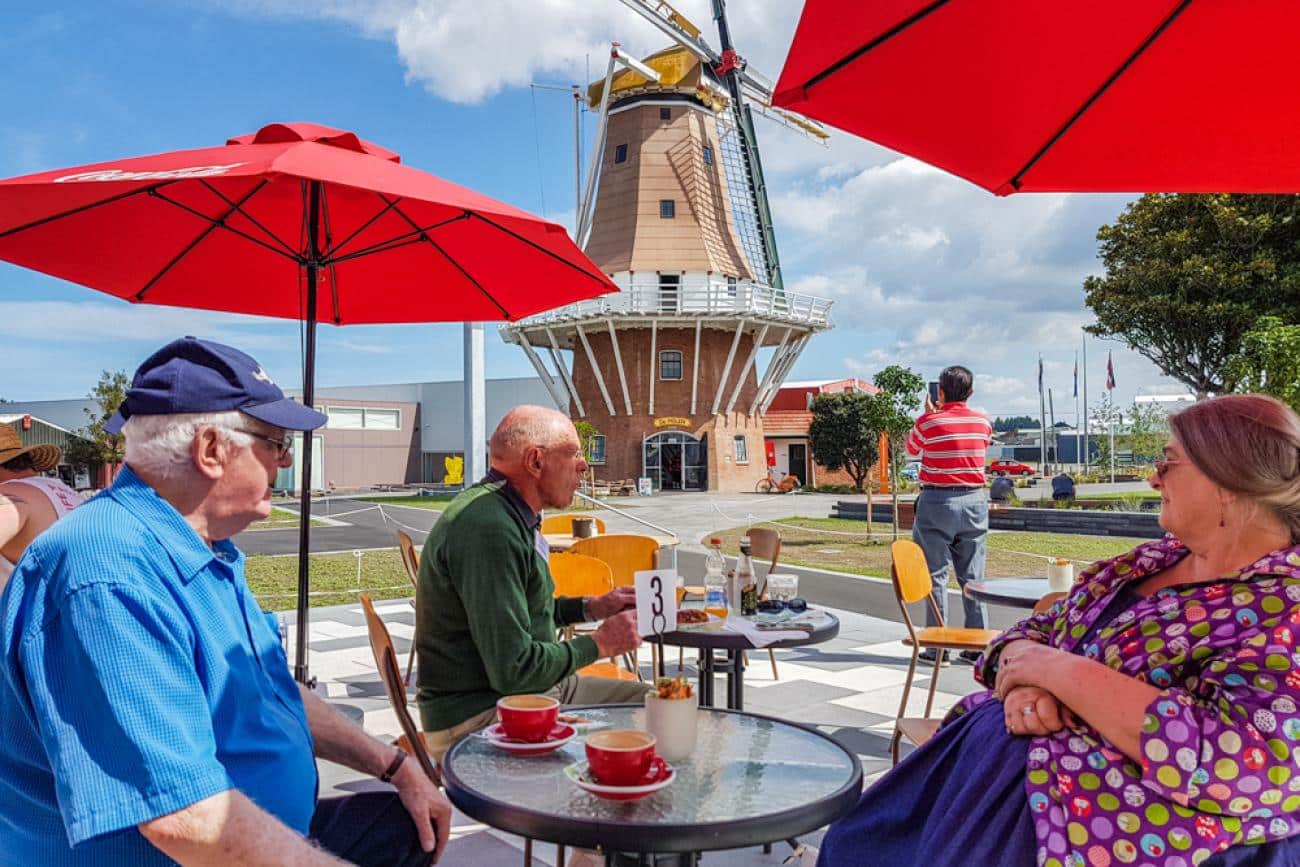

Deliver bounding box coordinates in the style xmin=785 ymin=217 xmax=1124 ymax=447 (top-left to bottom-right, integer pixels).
xmin=489 ymin=406 xmax=588 ymax=511
xmin=489 ymin=406 xmax=576 ymax=463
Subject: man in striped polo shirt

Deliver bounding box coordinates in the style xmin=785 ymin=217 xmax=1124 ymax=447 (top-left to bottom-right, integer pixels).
xmin=905 ymin=366 xmax=993 ymax=659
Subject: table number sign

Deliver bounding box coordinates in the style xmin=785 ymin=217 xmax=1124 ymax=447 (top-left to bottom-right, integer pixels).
xmin=635 ymin=569 xmax=679 ymax=638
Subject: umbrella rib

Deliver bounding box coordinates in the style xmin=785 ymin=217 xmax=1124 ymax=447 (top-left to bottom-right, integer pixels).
xmin=324 ymin=196 xmax=404 ymax=260
xmin=798 ymin=0 xmax=951 ymax=93
xmin=0 ymin=180 xmax=181 ymax=241
xmin=1008 ymin=0 xmax=1195 ymax=191
xmin=319 ymin=186 xmax=342 ymax=324
xmin=468 ymin=212 xmax=612 ymax=290
xmin=198 ymin=179 xmax=303 ymax=260
xmin=148 ymin=188 xmax=301 ymax=263
xmin=135 ymin=180 xmax=271 ymax=301
xmin=325 ymin=212 xmax=472 ymax=265
xmin=382 ymin=199 xmax=510 ymax=319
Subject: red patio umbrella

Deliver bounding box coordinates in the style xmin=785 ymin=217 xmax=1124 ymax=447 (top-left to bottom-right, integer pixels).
xmin=0 ymin=121 xmax=616 ymax=682
xmin=773 ymin=0 xmax=1300 ymax=194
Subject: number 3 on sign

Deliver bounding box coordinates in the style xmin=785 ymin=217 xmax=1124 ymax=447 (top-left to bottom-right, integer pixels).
xmin=635 ymin=569 xmax=678 ymax=637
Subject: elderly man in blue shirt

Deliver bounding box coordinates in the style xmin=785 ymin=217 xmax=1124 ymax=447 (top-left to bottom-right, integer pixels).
xmin=0 ymin=337 xmax=452 ymax=866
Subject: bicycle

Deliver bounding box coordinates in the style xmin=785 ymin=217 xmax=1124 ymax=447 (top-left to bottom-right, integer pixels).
xmin=755 ymin=468 xmax=801 ymax=494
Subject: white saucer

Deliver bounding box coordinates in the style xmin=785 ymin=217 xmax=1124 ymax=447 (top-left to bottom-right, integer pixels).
xmin=480 ymin=723 xmax=575 ymax=756
xmin=564 ymin=759 xmax=676 ymax=800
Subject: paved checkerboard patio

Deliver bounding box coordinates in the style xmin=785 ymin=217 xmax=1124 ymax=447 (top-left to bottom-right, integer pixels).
xmin=297 ymin=599 xmax=989 ymax=865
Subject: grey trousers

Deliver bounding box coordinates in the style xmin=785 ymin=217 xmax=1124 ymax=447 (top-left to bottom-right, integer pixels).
xmin=912 ymin=487 xmax=989 ymax=629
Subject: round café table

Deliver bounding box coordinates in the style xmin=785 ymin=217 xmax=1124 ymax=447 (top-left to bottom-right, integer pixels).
xmin=441 ymin=704 xmax=863 ymax=866
xmin=963 ymin=577 xmax=1051 ymax=609
xmin=656 ymin=612 xmax=839 ymax=711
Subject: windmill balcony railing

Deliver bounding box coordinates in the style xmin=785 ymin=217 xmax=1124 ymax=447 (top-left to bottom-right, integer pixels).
xmin=502 ymin=282 xmax=833 ymax=331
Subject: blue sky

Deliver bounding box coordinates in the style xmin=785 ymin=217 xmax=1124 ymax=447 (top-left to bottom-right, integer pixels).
xmin=0 ymin=2 xmax=1184 ymax=421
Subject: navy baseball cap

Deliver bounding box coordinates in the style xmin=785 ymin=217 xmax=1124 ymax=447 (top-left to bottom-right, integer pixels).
xmin=106 ymin=336 xmax=328 ymax=434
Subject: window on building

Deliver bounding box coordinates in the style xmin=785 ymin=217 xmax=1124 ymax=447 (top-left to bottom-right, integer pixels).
xmin=702 ymin=144 xmax=714 ymax=166
xmin=588 ymin=435 xmax=606 ymax=465
xmin=325 ymin=406 xmax=401 ymax=430
xmin=726 ymin=275 xmax=737 ymax=297
xmin=734 ymin=435 xmax=749 ymax=464
xmin=660 ymin=199 xmax=675 ymax=218
xmin=659 ymin=350 xmax=683 ymax=381
xmin=660 ymin=107 xmax=672 ymax=120
xmin=614 ymin=143 xmax=628 ymax=164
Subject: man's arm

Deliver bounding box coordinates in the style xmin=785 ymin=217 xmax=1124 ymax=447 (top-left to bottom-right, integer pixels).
xmin=0 ymin=485 xmax=29 ymax=548
xmin=299 ymin=686 xmax=450 ymax=862
xmin=139 ymin=790 xmax=348 ymax=867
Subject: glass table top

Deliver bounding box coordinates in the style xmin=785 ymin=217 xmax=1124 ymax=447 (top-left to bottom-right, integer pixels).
xmin=443 ymin=705 xmax=860 ymax=827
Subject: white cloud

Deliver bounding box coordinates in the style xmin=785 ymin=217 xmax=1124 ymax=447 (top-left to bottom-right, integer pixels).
xmin=0 ymin=300 xmax=283 ymax=347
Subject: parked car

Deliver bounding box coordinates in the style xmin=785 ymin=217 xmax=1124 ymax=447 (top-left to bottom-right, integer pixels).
xmin=899 ymin=462 xmax=920 ymax=482
xmin=987 ymin=459 xmax=1037 ymax=478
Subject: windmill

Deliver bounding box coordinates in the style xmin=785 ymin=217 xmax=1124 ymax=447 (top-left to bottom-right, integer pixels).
xmin=502 ymin=0 xmax=833 ymax=492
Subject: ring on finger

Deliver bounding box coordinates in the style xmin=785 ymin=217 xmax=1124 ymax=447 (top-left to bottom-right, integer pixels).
xmin=1022 ymin=706 xmax=1035 ymax=717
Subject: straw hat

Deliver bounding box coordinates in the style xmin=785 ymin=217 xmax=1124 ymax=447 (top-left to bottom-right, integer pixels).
xmin=0 ymin=424 xmax=61 ymax=472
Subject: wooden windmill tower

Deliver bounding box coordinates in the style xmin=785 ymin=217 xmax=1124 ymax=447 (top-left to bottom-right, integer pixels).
xmin=502 ymin=0 xmax=833 ymax=492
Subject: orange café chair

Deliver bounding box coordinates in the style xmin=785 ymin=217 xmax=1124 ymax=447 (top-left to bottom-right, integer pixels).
xmin=540 ymin=513 xmax=608 ymax=535
xmin=888 ymin=539 xmax=999 ymax=765
xmin=567 ymin=534 xmax=660 ymax=588
xmin=549 ymin=552 xmax=640 ymax=681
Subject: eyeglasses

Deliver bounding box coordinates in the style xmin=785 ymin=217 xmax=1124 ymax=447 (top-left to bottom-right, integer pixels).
xmin=235 ymin=427 xmax=292 ymax=461
xmin=1153 ymin=457 xmax=1183 ymax=478
xmin=758 ymin=597 xmax=808 ymax=614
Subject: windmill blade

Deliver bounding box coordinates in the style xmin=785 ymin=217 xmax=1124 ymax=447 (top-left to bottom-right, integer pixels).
xmin=618 ymin=0 xmax=720 ymax=64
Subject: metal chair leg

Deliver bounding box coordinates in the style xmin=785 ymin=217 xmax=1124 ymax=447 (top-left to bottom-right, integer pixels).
xmin=557 ymin=844 xmax=566 ymax=866
xmin=405 ymin=641 xmax=417 ymax=685
xmin=524 ymin=837 xmax=532 ymax=865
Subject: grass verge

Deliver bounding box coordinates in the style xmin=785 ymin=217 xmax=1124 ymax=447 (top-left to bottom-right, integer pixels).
xmin=247 ymin=549 xmax=412 ymax=610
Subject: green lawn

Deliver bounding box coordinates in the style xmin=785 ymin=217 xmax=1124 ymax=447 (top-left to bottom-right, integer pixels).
xmin=712 ymin=517 xmax=1145 ymax=585
xmin=247 ymin=549 xmax=412 ymax=610
xmin=353 ymin=494 xmax=458 ymax=510
xmin=1073 ymin=491 xmax=1160 ymax=501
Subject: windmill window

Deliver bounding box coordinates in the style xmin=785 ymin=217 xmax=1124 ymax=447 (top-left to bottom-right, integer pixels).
xmin=660 ymin=199 xmax=675 ymax=218
xmin=734 ymin=435 xmax=749 ymax=464
xmin=614 ymin=143 xmax=628 ymax=164
xmin=726 ymin=275 xmax=737 ymax=297
xmin=659 ymin=350 xmax=683 ymax=381
xmin=702 ymin=145 xmax=714 ymax=166
xmin=587 ymin=435 xmax=607 ymax=465
xmin=660 ymin=107 xmax=672 ymax=120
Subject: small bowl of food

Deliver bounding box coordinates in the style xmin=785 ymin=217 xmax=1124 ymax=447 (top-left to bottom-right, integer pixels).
xmin=675 ymin=609 xmax=723 ymax=632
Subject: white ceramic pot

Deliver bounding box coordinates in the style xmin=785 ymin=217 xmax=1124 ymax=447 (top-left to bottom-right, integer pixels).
xmin=1047 ymin=562 xmax=1074 ymax=593
xmin=644 ymin=693 xmax=698 ymax=762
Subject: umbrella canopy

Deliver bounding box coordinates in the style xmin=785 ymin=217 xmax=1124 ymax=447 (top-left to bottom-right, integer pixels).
xmin=0 ymin=122 xmax=616 ymax=683
xmin=0 ymin=121 xmax=614 ymax=320
xmin=773 ymin=0 xmax=1300 ymax=195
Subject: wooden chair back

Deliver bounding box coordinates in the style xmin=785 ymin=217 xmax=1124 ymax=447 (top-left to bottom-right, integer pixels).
xmin=745 ymin=527 xmax=782 ymax=594
xmin=569 ymin=534 xmax=660 ymax=587
xmin=541 ymin=513 xmax=608 ymax=535
xmin=396 ymin=530 xmax=420 ymax=587
xmin=890 ymin=539 xmax=944 ymax=637
xmin=549 ymin=552 xmax=615 ymax=598
xmin=1033 ymin=591 xmax=1067 ymax=615
xmin=359 ymin=594 xmax=440 ymax=785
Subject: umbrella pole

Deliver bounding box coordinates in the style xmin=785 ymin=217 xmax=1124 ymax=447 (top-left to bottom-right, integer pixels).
xmin=294 ymin=180 xmax=323 ymax=685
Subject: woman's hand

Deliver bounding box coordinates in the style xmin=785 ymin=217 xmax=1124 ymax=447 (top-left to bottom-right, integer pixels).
xmin=994 ymin=639 xmax=1066 ymax=700
xmin=1003 ymin=685 xmax=1077 ymax=737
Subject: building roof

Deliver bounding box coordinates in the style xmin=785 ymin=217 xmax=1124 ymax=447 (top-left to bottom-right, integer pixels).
xmin=762 ymin=410 xmax=813 ymax=436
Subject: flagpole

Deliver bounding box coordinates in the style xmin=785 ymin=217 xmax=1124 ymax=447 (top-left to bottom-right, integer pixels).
xmin=1038 ymin=355 xmax=1048 ymax=476
xmin=1082 ymin=337 xmax=1089 ymax=473
xmin=1074 ymin=352 xmax=1081 ymax=473
xmin=1049 ymin=387 xmax=1057 ymax=471
xmin=1107 ymin=350 xmax=1116 ymax=484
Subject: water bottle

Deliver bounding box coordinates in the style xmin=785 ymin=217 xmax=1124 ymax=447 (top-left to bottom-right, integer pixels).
xmin=704 ymin=537 xmax=728 ymax=618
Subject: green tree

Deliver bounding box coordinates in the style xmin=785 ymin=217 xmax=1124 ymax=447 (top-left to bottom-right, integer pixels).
xmin=573 ymin=419 xmax=601 ymax=505
xmin=993 ymin=415 xmax=1036 ymax=432
xmin=1223 ymin=315 xmax=1300 ymax=412
xmin=808 ymin=391 xmax=880 ymax=494
xmin=872 ymin=365 xmax=925 ymax=538
xmin=1125 ymin=402 xmax=1169 ymax=462
xmin=1084 ymin=194 xmax=1300 ymax=396
xmin=63 ymin=370 xmax=129 ymax=473
xmin=1089 ymin=393 xmax=1123 ymax=474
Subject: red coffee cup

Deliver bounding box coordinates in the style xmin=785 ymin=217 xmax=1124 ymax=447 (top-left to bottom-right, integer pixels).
xmin=584 ymin=729 xmax=657 ymax=786
xmin=496 ymin=694 xmax=559 ymax=742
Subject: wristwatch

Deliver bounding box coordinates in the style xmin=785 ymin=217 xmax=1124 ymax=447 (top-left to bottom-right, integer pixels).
xmin=380 ymin=748 xmax=407 ymax=783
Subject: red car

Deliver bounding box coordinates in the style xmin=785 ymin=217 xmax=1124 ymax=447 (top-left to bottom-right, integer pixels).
xmin=987 ymin=459 xmax=1037 ymax=477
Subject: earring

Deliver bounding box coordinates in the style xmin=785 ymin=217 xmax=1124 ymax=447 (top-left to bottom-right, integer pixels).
xmin=1219 ymin=506 xmax=1226 ymax=528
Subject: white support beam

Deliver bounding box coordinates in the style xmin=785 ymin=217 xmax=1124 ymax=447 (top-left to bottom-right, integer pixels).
xmin=711 ymin=320 xmax=747 ymax=415
xmin=750 ymin=327 xmax=793 ymax=416
xmin=546 ymin=328 xmax=585 ymax=418
xmin=725 ymin=324 xmax=768 ymax=414
xmin=576 ymin=325 xmax=616 ymax=415
xmin=463 ymin=323 xmax=487 ymax=483
xmin=607 ymin=320 xmax=633 ymax=415
xmin=647 ymin=319 xmax=658 ymax=416
xmin=760 ymin=336 xmax=810 ymax=414
xmin=689 ymin=320 xmax=702 ymax=415
xmin=753 ymin=331 xmax=797 ymax=413
xmin=517 ymin=335 xmax=570 ymax=411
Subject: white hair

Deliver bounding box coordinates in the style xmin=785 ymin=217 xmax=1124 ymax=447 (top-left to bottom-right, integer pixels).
xmin=122 ymin=411 xmax=254 ymax=480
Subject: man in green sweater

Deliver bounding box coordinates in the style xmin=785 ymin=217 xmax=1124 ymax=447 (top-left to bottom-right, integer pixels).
xmin=417 ymin=406 xmax=648 ymax=758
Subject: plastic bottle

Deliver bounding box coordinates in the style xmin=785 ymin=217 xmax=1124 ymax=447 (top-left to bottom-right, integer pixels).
xmin=704 ymin=538 xmax=728 ymax=619
xmin=737 ymin=535 xmax=758 ymax=616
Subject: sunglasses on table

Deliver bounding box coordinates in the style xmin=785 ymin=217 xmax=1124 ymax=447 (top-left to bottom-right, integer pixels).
xmin=758 ymin=597 xmax=808 ymax=614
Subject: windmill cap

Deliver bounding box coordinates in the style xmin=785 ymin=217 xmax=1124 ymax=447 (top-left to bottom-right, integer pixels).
xmin=105 ymin=336 xmax=327 ymax=434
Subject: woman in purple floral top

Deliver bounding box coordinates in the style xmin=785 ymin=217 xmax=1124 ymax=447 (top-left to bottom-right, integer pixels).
xmin=820 ymin=395 xmax=1300 ymax=867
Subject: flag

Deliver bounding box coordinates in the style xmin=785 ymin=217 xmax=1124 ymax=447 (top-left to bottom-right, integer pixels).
xmin=1037 ymin=355 xmax=1044 ymax=395
xmin=1073 ymin=355 xmax=1078 ymax=398
xmin=1106 ymin=351 xmax=1116 ymax=391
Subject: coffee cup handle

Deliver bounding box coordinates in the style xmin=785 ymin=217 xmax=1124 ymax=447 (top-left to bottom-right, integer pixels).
xmin=649 ymin=755 xmax=667 ymax=778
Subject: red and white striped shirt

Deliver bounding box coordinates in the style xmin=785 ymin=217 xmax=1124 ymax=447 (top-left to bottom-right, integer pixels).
xmin=905 ymin=401 xmax=993 ymax=488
